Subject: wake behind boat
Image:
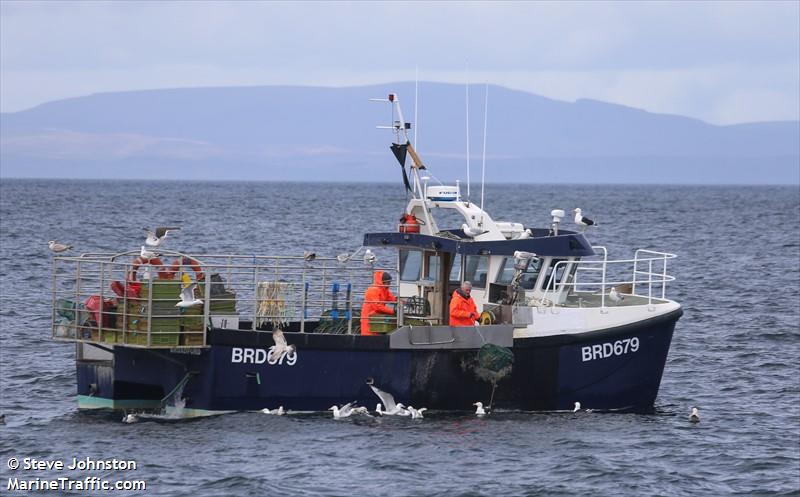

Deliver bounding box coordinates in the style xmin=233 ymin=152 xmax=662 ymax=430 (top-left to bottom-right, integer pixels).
xmin=50 ymin=93 xmax=681 ymax=416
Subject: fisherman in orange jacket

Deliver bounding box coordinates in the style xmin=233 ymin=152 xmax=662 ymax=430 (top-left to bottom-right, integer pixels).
xmin=360 ymin=271 xmax=397 ymax=335
xmin=449 ymin=281 xmax=479 ymax=326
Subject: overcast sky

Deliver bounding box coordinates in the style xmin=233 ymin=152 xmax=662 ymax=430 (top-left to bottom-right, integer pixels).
xmin=1 ymin=1 xmax=798 ymax=124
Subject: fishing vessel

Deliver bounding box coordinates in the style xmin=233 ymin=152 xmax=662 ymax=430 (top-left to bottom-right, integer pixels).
xmin=51 ymin=93 xmax=681 ymax=416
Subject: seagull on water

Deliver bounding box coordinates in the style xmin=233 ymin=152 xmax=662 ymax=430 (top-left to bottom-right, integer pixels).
xmin=48 ymin=241 xmax=72 ymax=253
xmin=140 ymin=245 xmax=157 ymax=260
xmin=144 ymin=227 xmax=180 ymax=248
xmin=473 ymin=402 xmax=487 ymax=416
xmin=261 ymin=406 xmax=285 ymax=415
xmin=367 ymin=379 xmax=408 ymax=416
xmin=573 ymin=402 xmax=581 ymax=412
xmin=407 ymin=406 xmax=427 ymax=419
xmin=176 ymin=283 xmax=203 ymax=308
xmin=689 ymin=407 xmax=700 ymax=423
xmin=329 ymin=402 xmax=357 ymax=419
xmin=122 ymin=413 xmax=139 ymax=424
xmin=573 ymin=208 xmax=596 ymax=231
xmin=609 ymin=287 xmax=625 ymax=305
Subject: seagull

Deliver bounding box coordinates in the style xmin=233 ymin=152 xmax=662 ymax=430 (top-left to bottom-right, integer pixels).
xmin=144 ymin=227 xmax=180 ymax=248
xmin=337 ymin=253 xmax=350 ymax=264
xmin=261 ymin=406 xmax=285 ymax=415
xmin=175 ymin=283 xmax=203 ymax=308
xmin=473 ymin=402 xmax=487 ymax=416
xmin=303 ymin=251 xmax=316 ymax=262
xmin=363 ymin=249 xmax=376 ymax=265
xmin=48 ymin=241 xmax=72 ymax=253
xmin=573 ymin=402 xmax=581 ymax=412
xmin=329 ymin=402 xmax=357 ymax=419
xmin=689 ymin=407 xmax=700 ymax=423
xmin=461 ymin=223 xmax=487 ymax=238
xmin=351 ymin=406 xmax=371 ymax=416
xmin=573 ymin=208 xmax=596 ymax=230
xmin=270 ymin=329 xmax=296 ymax=360
xmin=366 ymin=379 xmax=407 ymax=416
xmin=609 ymin=287 xmax=625 ymax=304
xmin=407 ymin=406 xmax=427 ymax=419
xmin=122 ymin=413 xmax=139 ymax=424
xmin=140 ymin=245 xmax=157 ymax=260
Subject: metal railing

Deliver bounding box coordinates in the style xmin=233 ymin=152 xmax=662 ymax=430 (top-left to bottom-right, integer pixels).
xmin=51 ymin=250 xmax=400 ymax=348
xmin=538 ymin=246 xmax=676 ymax=309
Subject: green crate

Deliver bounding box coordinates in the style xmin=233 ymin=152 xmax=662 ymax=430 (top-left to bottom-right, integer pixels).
xmin=150 ymin=332 xmax=180 ymax=347
xmin=368 ymin=316 xmax=398 ymax=333
xmin=124 ymin=332 xmax=148 ymax=345
xmin=101 ymin=329 xmax=120 ymax=343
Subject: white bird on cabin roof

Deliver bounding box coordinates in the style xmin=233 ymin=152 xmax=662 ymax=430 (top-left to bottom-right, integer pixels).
xmin=573 ymin=208 xmax=596 ymax=230
xmin=176 ymin=283 xmax=203 ymax=308
xmin=48 ymin=241 xmax=72 ymax=253
xmin=329 ymin=402 xmax=356 ymax=419
xmin=367 ymin=379 xmax=408 ymax=416
xmin=689 ymin=407 xmax=700 ymax=423
xmin=473 ymin=402 xmax=487 ymax=416
xmin=144 ymin=226 xmax=180 ymax=248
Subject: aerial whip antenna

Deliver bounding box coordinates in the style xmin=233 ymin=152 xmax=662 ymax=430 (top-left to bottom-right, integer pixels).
xmin=480 ymin=83 xmax=489 ymax=214
xmin=466 ymin=68 xmax=471 ymax=200
xmin=414 ymin=66 xmax=419 ymax=151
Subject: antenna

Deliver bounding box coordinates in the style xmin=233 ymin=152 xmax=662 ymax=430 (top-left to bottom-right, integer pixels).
xmin=480 ymin=83 xmax=489 ymax=214
xmin=414 ymin=66 xmax=419 ymax=150
xmin=466 ymin=71 xmax=471 ymax=200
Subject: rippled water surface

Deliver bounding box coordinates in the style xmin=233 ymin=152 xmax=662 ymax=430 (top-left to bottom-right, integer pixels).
xmin=1 ymin=180 xmax=798 ymax=496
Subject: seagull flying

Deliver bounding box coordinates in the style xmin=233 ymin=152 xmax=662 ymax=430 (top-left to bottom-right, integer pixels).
xmin=366 ymin=379 xmax=408 ymax=416
xmin=689 ymin=407 xmax=700 ymax=423
xmin=573 ymin=402 xmax=581 ymax=412
xmin=473 ymin=402 xmax=487 ymax=416
xmin=270 ymin=329 xmax=296 ymax=360
xmin=122 ymin=413 xmax=139 ymax=424
xmin=176 ymin=283 xmax=203 ymax=308
xmin=609 ymin=287 xmax=625 ymax=304
xmin=573 ymin=208 xmax=596 ymax=230
xmin=48 ymin=241 xmax=72 ymax=253
xmin=261 ymin=406 xmax=285 ymax=415
xmin=329 ymin=402 xmax=357 ymax=419
xmin=140 ymin=245 xmax=157 ymax=260
xmin=144 ymin=227 xmax=180 ymax=248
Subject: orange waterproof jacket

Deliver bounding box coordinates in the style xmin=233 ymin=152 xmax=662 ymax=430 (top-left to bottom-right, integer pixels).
xmin=449 ymin=289 xmax=478 ymax=326
xmin=360 ymin=271 xmax=397 ymax=335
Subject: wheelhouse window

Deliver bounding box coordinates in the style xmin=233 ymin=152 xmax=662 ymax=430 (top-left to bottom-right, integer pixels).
xmin=399 ymin=250 xmax=422 ymax=281
xmin=496 ymin=256 xmax=543 ymax=290
xmin=423 ymin=253 xmax=440 ymax=281
xmin=463 ymin=255 xmax=489 ymax=288
xmin=449 ymin=255 xmax=462 ymax=284
xmin=542 ymin=259 xmax=573 ymax=291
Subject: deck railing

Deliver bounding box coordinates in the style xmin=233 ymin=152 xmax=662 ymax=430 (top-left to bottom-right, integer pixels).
xmin=51 ymin=250 xmax=400 ymax=348
xmin=538 ymin=246 xmax=676 ymax=309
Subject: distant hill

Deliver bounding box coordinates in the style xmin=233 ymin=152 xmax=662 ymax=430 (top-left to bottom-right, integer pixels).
xmin=1 ymin=83 xmax=798 ymax=184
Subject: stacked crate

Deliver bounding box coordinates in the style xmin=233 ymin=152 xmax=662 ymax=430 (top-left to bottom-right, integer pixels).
xmin=123 ymin=279 xmax=182 ymax=346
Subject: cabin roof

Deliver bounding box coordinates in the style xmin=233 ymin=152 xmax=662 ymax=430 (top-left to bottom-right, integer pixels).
xmin=363 ymin=229 xmax=596 ymax=257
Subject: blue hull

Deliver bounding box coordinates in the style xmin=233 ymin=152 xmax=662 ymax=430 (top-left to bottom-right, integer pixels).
xmin=77 ymin=309 xmax=681 ymax=413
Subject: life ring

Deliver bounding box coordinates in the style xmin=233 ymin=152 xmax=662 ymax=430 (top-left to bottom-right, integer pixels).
xmin=125 ymin=256 xmax=170 ymax=281
xmin=162 ymin=256 xmax=204 ymax=281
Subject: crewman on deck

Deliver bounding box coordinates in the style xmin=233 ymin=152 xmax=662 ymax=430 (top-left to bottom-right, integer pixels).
xmin=449 ymin=281 xmax=479 ymax=326
xmin=360 ymin=271 xmax=397 ymax=336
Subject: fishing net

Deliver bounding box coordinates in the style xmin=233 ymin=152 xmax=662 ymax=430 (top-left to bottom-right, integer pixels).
xmin=256 ymin=281 xmax=296 ymax=328
xmin=472 ymin=343 xmax=514 ymax=386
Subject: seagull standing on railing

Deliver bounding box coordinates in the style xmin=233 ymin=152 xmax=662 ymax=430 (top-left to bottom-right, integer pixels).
xmin=573 ymin=208 xmax=596 ymax=231
xmin=363 ymin=249 xmax=377 ymax=265
xmin=48 ymin=241 xmax=72 ymax=253
xmin=303 ymin=251 xmax=316 ymax=262
xmin=176 ymin=283 xmax=203 ymax=308
xmin=144 ymin=227 xmax=180 ymax=248
xmin=140 ymin=246 xmax=157 ymax=260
